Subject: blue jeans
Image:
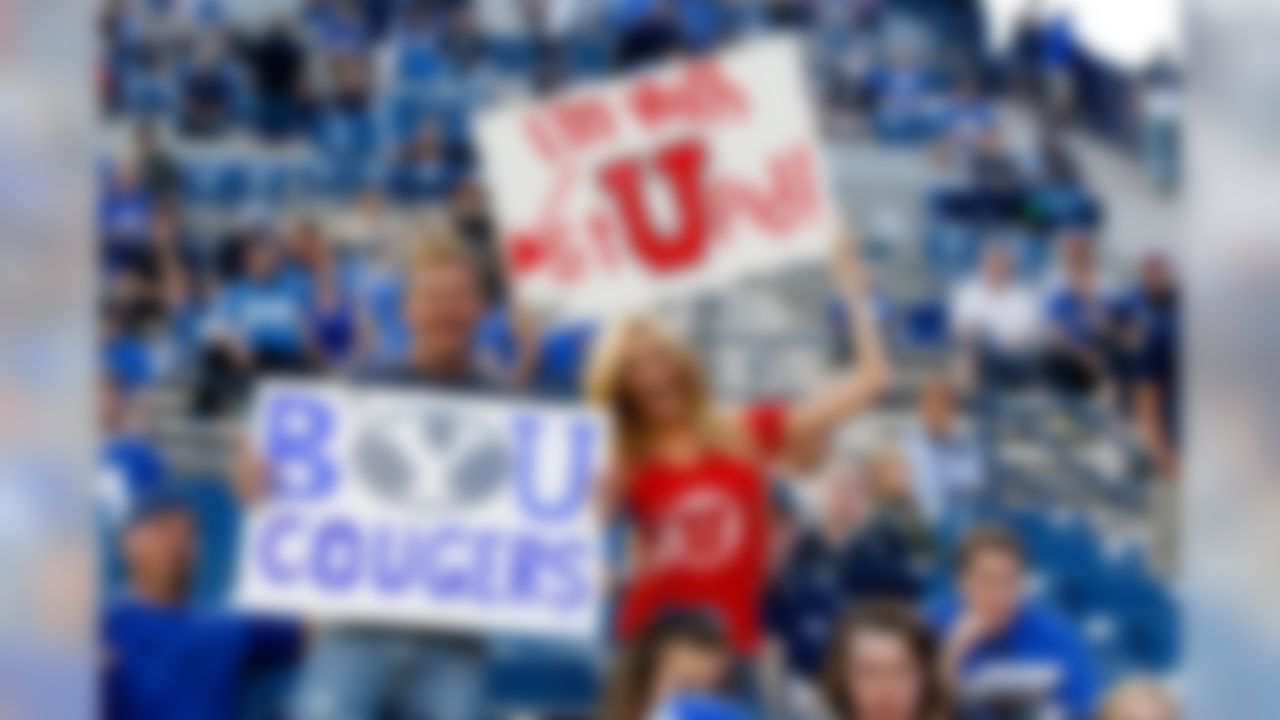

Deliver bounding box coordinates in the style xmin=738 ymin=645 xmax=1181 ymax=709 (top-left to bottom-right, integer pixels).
xmin=292 ymin=628 xmax=487 ymax=719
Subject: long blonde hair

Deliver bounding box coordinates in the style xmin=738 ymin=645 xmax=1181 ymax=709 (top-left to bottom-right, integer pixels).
xmin=585 ymin=314 xmax=738 ymax=468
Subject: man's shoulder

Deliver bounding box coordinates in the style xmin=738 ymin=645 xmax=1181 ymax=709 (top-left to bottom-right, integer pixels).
xmin=347 ymin=361 xmax=494 ymax=392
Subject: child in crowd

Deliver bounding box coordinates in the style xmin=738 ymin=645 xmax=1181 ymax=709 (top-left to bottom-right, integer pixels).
xmin=603 ymin=610 xmax=752 ymax=720
xmin=822 ymin=602 xmax=951 ymax=720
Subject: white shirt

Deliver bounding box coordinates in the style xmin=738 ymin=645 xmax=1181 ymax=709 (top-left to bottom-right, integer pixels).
xmin=951 ymin=279 xmax=1043 ymax=352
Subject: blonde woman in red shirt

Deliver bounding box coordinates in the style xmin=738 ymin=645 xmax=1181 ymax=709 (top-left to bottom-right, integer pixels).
xmin=587 ymin=226 xmax=892 ymax=666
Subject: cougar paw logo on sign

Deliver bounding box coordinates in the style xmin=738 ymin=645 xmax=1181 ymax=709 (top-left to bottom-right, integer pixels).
xmin=478 ymin=36 xmax=835 ymax=320
xmin=233 ymin=382 xmax=609 ymax=639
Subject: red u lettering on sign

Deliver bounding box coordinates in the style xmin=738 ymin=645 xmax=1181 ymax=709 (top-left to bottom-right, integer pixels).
xmin=598 ymin=139 xmax=710 ymax=273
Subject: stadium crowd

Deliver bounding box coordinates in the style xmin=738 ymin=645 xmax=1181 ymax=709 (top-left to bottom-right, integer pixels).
xmin=97 ymin=0 xmax=1182 ymax=718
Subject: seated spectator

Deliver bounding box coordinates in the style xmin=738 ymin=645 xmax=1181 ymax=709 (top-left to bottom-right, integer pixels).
xmin=213 ymin=238 xmax=315 ymax=371
xmin=766 ymin=0 xmax=817 ymax=28
xmin=305 ymin=0 xmax=372 ymax=55
xmin=287 ymin=218 xmax=360 ymax=367
xmin=1122 ymin=254 xmax=1180 ymax=479
xmin=614 ymin=0 xmax=687 ymax=70
xmin=930 ymin=527 xmax=1099 ymax=719
xmin=100 ymin=450 xmax=302 ymax=720
xmin=102 ymin=303 xmax=156 ymax=396
xmin=1097 ymin=678 xmax=1178 ymax=720
xmin=240 ymin=16 xmax=311 ymax=140
xmin=1042 ymin=233 xmax=1120 ymax=398
xmin=1035 ymin=130 xmax=1084 ymax=191
xmin=388 ymin=121 xmax=461 ymax=202
xmin=766 ymin=457 xmax=921 ymax=685
xmin=821 ymin=602 xmax=950 ymax=720
xmin=950 ymin=245 xmax=1044 ymax=390
xmin=934 ymin=76 xmax=997 ymax=166
xmin=195 ymin=238 xmax=315 ymax=413
xmin=382 ymin=4 xmax=449 ymax=87
xmin=330 ymin=187 xmax=403 ymax=249
xmin=902 ymin=376 xmax=983 ymax=526
xmin=602 ymin=610 xmax=750 ymax=720
xmin=865 ymin=50 xmax=942 ymax=143
xmin=132 ymin=122 xmax=182 ymax=201
xmin=99 ymin=157 xmax=155 ymax=277
xmin=966 ymin=130 xmax=1029 ymax=225
xmin=178 ymin=35 xmax=242 ymax=138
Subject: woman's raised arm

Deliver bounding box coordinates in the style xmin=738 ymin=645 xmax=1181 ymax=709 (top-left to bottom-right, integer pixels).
xmin=780 ymin=223 xmax=892 ymax=464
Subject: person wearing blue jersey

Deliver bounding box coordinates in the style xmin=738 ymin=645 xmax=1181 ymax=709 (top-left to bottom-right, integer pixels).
xmin=929 ymin=527 xmax=1098 ymax=719
xmin=100 ymin=407 xmax=302 ymax=720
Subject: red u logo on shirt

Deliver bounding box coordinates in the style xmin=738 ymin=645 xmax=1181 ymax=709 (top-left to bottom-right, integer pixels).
xmin=648 ymin=487 xmax=746 ymax=572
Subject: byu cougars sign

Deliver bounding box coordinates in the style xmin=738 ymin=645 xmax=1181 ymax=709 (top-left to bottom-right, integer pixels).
xmin=233 ymin=382 xmax=609 ymax=639
xmin=477 ymin=36 xmax=836 ymax=320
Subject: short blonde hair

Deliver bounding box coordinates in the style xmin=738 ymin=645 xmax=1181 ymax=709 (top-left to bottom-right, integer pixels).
xmin=407 ymin=213 xmax=476 ymax=275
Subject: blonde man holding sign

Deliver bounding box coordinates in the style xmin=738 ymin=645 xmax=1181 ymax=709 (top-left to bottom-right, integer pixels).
xmin=236 ymin=221 xmax=498 ymax=720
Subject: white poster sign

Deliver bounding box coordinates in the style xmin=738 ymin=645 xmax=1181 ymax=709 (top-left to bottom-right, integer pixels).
xmin=233 ymin=382 xmax=608 ymax=639
xmin=478 ymin=36 xmax=836 ymax=320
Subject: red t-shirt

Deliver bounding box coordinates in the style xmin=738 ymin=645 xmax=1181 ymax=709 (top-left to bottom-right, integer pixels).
xmin=615 ymin=403 xmax=788 ymax=654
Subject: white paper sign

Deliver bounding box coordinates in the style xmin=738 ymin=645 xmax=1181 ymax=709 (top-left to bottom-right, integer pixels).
xmin=478 ymin=36 xmax=836 ymax=320
xmin=233 ymin=382 xmax=609 ymax=639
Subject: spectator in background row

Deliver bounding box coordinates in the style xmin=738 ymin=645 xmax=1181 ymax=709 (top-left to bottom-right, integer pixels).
xmin=821 ymin=602 xmax=951 ymax=720
xmin=234 ymin=220 xmax=498 ymax=719
xmin=902 ymin=376 xmax=983 ymax=526
xmin=934 ymin=76 xmax=996 ymax=167
xmin=194 ymin=237 xmax=315 ymax=413
xmin=132 ymin=122 xmax=182 ymax=202
xmin=1097 ymin=678 xmax=1178 ymax=720
xmin=603 ymin=610 xmax=750 ymax=720
xmin=389 ymin=120 xmax=460 ymax=202
xmin=102 ymin=302 xmax=157 ymax=396
xmin=966 ymin=130 xmax=1029 ymax=226
xmin=614 ymin=0 xmax=687 ymax=70
xmin=178 ymin=35 xmax=242 ymax=138
xmin=930 ymin=527 xmax=1098 ymax=719
xmin=951 ymin=244 xmax=1044 ymax=391
xmin=1138 ymin=54 xmax=1182 ymax=196
xmin=100 ymin=432 xmax=302 ymax=720
xmin=865 ymin=48 xmax=941 ymax=144
xmin=1043 ymin=232 xmax=1118 ymax=399
xmin=1124 ymin=254 xmax=1180 ymax=480
xmin=240 ymin=15 xmax=311 ymax=140
xmin=767 ymin=456 xmax=922 ymax=690
xmin=100 ymin=157 xmax=155 ymax=277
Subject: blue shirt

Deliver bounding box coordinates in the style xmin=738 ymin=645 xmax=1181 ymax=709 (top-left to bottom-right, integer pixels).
xmin=99 ymin=184 xmax=153 ymax=252
xmin=217 ymin=275 xmax=309 ymax=356
xmin=103 ymin=333 xmax=154 ymax=394
xmin=927 ymin=595 xmax=1099 ymax=718
xmin=474 ymin=309 xmax=596 ymax=398
xmin=1046 ymin=285 xmax=1118 ymax=350
xmin=652 ymin=692 xmax=754 ymax=720
xmin=767 ymin=520 xmax=921 ymax=678
xmin=102 ymin=598 xmax=301 ymax=720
